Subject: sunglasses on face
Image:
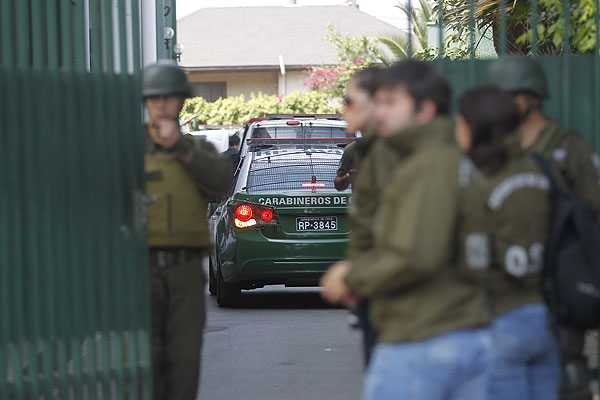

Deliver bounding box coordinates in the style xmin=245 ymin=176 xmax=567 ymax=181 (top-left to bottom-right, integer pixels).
xmin=342 ymin=95 xmax=354 ymax=107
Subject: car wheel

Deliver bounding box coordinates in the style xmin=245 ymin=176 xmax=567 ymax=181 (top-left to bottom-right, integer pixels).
xmin=216 ymin=268 xmax=241 ymax=308
xmin=208 ymin=257 xmax=217 ymax=296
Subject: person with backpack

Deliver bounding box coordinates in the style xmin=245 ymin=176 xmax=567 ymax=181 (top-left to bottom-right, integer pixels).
xmin=489 ymin=57 xmax=600 ymax=400
xmin=455 ymin=86 xmax=561 ymax=399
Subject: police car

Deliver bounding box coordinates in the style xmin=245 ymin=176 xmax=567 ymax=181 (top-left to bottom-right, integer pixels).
xmin=208 ymin=115 xmax=353 ymax=307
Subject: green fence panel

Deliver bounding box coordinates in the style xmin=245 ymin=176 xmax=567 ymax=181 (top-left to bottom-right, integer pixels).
xmin=0 ymin=66 xmax=151 ymax=399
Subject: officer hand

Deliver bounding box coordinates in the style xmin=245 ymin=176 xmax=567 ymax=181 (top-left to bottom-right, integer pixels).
xmin=150 ymin=119 xmax=181 ymax=149
xmin=321 ymin=261 xmax=353 ymax=305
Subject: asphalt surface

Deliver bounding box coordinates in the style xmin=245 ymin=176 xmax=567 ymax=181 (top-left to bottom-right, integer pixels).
xmin=199 ymin=286 xmax=364 ymax=400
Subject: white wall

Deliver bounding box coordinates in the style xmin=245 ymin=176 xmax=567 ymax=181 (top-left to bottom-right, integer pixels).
xmin=188 ymin=69 xmax=312 ymax=99
xmin=188 ymin=70 xmax=279 ymax=97
xmin=283 ymin=70 xmax=311 ymax=95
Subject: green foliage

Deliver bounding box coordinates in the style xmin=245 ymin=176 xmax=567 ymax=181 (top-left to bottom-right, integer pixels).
xmin=441 ymin=0 xmax=598 ymax=55
xmin=525 ymin=0 xmax=597 ymax=53
xmin=181 ymin=91 xmax=339 ymax=130
xmin=380 ymin=0 xmax=433 ymax=57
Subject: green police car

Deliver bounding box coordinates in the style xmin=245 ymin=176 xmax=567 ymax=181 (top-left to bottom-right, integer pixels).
xmin=208 ymin=115 xmax=354 ymax=306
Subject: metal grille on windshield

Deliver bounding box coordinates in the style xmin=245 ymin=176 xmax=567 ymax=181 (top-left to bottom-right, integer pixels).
xmin=246 ymin=152 xmax=340 ymax=193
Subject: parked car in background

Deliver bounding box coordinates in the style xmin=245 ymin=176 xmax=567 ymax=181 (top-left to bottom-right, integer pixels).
xmin=208 ymin=115 xmax=354 ymax=307
xmin=190 ymin=128 xmax=240 ymax=152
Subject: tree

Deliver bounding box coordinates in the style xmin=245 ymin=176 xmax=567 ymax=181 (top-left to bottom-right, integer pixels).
xmin=304 ymin=25 xmax=385 ymax=97
xmin=379 ymin=0 xmax=470 ymax=61
xmin=439 ymin=0 xmax=598 ymax=55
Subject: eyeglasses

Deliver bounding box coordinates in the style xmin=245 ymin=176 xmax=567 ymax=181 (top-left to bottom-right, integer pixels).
xmin=342 ymin=95 xmax=354 ymax=107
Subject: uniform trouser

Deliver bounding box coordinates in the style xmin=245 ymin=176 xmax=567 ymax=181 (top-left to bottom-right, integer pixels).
xmin=558 ymin=327 xmax=592 ymax=400
xmin=150 ymin=248 xmax=206 ymax=400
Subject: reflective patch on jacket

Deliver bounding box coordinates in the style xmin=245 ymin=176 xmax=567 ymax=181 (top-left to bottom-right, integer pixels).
xmin=592 ymin=153 xmax=600 ymax=170
xmin=465 ymin=233 xmax=491 ymax=270
xmin=488 ymin=173 xmax=550 ymax=210
xmin=552 ymin=148 xmax=567 ymax=162
xmin=458 ymin=157 xmax=477 ymax=188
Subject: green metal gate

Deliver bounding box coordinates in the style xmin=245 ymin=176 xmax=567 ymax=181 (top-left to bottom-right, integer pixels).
xmin=1 ymin=1 xmax=151 ymax=399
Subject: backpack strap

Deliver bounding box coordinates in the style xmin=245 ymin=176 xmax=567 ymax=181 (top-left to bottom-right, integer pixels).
xmin=531 ymin=153 xmax=559 ymax=193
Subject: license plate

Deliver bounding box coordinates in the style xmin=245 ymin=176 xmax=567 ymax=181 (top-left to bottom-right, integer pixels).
xmin=296 ymin=216 xmax=338 ymax=232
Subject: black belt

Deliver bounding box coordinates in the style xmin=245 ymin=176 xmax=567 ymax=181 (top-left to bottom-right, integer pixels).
xmin=149 ymin=248 xmax=204 ymax=269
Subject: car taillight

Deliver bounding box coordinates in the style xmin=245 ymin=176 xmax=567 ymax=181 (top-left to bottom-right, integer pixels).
xmin=233 ymin=203 xmax=275 ymax=228
xmin=260 ymin=208 xmax=274 ymax=222
xmin=234 ymin=204 xmax=253 ymax=222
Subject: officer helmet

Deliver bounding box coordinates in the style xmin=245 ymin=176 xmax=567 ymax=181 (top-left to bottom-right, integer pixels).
xmin=142 ymin=61 xmax=192 ymax=99
xmin=488 ymin=57 xmax=549 ymax=99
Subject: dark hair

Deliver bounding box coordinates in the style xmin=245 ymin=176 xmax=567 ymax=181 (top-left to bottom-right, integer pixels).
xmin=380 ymin=60 xmax=451 ymax=115
xmin=352 ymin=66 xmax=384 ymax=97
xmin=458 ymin=86 xmax=521 ymax=174
xmin=229 ymin=134 xmax=241 ymax=147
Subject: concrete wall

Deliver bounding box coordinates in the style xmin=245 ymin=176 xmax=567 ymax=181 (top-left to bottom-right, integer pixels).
xmin=187 ymin=69 xmax=311 ymax=99
xmin=188 ymin=70 xmax=279 ymax=98
xmin=281 ymin=70 xmax=310 ymax=95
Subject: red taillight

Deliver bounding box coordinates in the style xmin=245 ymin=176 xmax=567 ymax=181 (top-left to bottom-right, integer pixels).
xmin=234 ymin=204 xmax=253 ymax=222
xmin=260 ymin=208 xmax=274 ymax=222
xmin=286 ymin=120 xmax=301 ymax=126
xmin=233 ymin=203 xmax=275 ymax=228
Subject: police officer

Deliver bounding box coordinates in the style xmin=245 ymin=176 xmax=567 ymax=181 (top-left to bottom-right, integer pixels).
xmin=456 ymin=86 xmax=560 ymax=399
xmin=143 ymin=62 xmax=230 ymax=400
xmin=489 ymin=57 xmax=600 ymax=400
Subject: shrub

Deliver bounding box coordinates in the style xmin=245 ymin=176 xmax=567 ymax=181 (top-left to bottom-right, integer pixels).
xmin=181 ymin=91 xmax=340 ymax=130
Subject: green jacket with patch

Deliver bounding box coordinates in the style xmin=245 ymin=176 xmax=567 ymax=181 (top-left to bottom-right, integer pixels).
xmin=457 ymin=146 xmax=551 ymax=318
xmin=345 ymin=121 xmax=487 ymax=343
xmin=145 ymin=133 xmax=231 ymax=248
xmin=529 ymin=121 xmax=600 ymax=211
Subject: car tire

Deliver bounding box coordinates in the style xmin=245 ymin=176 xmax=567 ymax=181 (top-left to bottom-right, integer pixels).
xmin=216 ymin=268 xmax=241 ymax=308
xmin=208 ymin=257 xmax=217 ymax=296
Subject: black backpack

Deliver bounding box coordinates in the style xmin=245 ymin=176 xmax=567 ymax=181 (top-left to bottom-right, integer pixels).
xmin=533 ymin=154 xmax=600 ymax=329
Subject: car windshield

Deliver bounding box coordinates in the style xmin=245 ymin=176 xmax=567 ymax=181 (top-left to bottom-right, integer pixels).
xmin=246 ymin=151 xmax=341 ymax=193
xmin=251 ymin=125 xmax=350 ymax=139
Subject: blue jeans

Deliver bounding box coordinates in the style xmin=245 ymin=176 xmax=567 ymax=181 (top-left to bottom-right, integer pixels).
xmin=487 ymin=303 xmax=560 ymax=400
xmin=364 ymin=329 xmax=490 ymax=400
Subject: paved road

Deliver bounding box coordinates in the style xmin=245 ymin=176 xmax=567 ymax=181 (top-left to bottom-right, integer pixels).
xmin=200 ymin=286 xmax=364 ymax=400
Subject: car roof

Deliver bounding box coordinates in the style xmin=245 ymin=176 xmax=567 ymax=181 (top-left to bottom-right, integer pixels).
xmin=251 ymin=119 xmax=347 ymax=128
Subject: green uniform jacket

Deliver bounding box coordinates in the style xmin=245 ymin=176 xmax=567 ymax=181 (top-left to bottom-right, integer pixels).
xmin=345 ymin=121 xmax=487 ymax=343
xmin=335 ymin=136 xmax=377 ymax=191
xmin=346 ymin=118 xmax=453 ymax=260
xmin=530 ymin=121 xmax=600 ymax=211
xmin=457 ymin=145 xmax=552 ymax=318
xmin=145 ymin=133 xmax=231 ymax=248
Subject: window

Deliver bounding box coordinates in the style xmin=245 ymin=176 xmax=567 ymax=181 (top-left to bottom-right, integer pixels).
xmin=251 ymin=126 xmax=350 ymax=139
xmin=246 ymin=153 xmax=341 ymax=193
xmin=192 ymin=82 xmax=226 ymax=101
